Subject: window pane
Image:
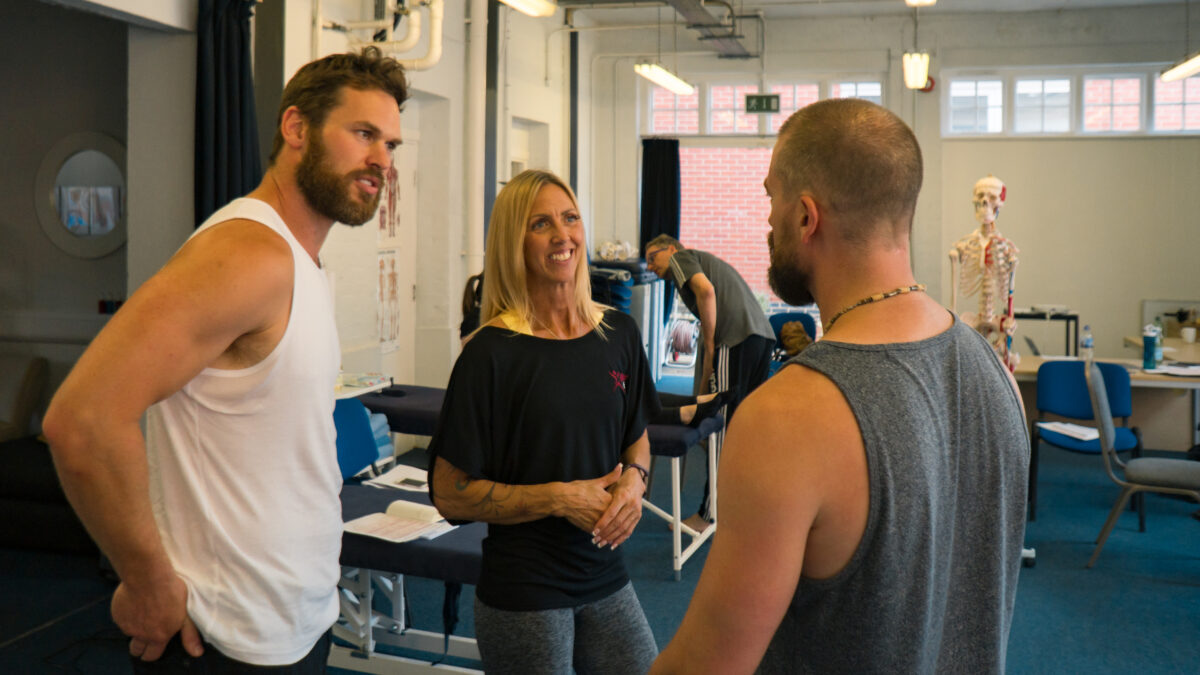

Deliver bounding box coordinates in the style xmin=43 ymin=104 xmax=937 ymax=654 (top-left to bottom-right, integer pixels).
xmin=711 ymin=109 xmax=734 ymax=133
xmin=1156 ymin=104 xmax=1183 ymax=131
xmin=950 ymin=107 xmax=978 ymax=134
xmin=950 ymin=80 xmax=977 ymax=98
xmin=1015 ymin=106 xmax=1042 ymax=133
xmin=1084 ymin=105 xmax=1111 ymax=131
xmin=1113 ymin=104 xmax=1140 ymax=131
xmin=1085 ymin=78 xmax=1112 ymax=105
xmin=1113 ymin=78 xmax=1141 ymax=105
xmin=1186 ymin=77 xmax=1200 ymax=103
xmin=678 ymin=91 xmax=699 ymax=109
xmin=710 ymin=85 xmax=734 ymax=108
xmin=678 ymin=110 xmax=699 ymax=134
xmin=1185 ymin=104 xmax=1200 ymax=130
xmin=859 ymin=82 xmax=882 ymax=98
xmin=1045 ymin=79 xmax=1071 ymax=106
xmin=1045 ymin=106 xmax=1070 ymax=132
xmin=1157 ymin=79 xmax=1183 ymax=105
xmin=652 ymin=111 xmax=676 ymax=134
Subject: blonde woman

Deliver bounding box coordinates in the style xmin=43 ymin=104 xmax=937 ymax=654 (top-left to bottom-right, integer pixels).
xmin=428 ymin=170 xmax=658 ymax=674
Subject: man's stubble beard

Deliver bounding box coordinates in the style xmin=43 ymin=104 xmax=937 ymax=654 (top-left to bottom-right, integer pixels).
xmin=295 ymin=131 xmax=383 ymax=226
xmin=767 ymin=231 xmax=815 ymax=307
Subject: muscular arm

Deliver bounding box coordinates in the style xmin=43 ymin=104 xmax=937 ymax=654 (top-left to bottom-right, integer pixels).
xmin=652 ymin=367 xmax=865 ymax=674
xmin=431 ymin=456 xmax=622 ymax=533
xmin=43 ymin=221 xmax=294 ymax=660
xmin=687 ymin=273 xmax=718 ymax=391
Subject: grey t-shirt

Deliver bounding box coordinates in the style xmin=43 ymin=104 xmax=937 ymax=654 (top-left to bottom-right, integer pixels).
xmin=758 ymin=317 xmax=1028 ymax=674
xmin=667 ymin=249 xmax=773 ymax=348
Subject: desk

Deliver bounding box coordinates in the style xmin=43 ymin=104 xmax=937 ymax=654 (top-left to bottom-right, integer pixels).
xmin=1016 ymin=356 xmax=1200 ymax=447
xmin=1014 ymin=310 xmax=1080 ymax=356
xmin=1122 ymin=335 xmax=1200 ymax=365
xmin=334 ymin=485 xmax=484 ymax=673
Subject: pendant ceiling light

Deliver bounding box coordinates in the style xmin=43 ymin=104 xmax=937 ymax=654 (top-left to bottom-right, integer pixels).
xmin=903 ymin=7 xmax=931 ymax=90
xmin=498 ymin=0 xmax=557 ymax=18
xmin=635 ymin=7 xmax=695 ymax=97
xmin=1162 ymin=0 xmax=1200 ymax=82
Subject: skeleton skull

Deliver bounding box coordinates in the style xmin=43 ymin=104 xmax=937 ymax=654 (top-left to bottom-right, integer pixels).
xmin=972 ymin=175 xmax=1006 ymax=225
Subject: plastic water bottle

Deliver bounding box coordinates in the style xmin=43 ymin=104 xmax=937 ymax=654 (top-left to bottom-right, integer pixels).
xmin=1079 ymin=325 xmax=1094 ymax=364
xmin=1153 ymin=316 xmax=1165 ymax=365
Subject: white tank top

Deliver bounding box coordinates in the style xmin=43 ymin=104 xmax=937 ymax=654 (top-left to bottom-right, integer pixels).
xmin=145 ymin=198 xmax=342 ymax=665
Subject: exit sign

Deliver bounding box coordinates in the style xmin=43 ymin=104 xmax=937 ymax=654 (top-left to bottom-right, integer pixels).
xmin=745 ymin=93 xmax=780 ymax=113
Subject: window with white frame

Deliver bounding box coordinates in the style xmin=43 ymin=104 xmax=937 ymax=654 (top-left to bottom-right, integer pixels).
xmin=709 ymin=84 xmax=760 ymax=134
xmin=1082 ymin=75 xmax=1142 ymax=132
xmin=1153 ymin=75 xmax=1200 ymax=132
xmin=948 ymin=79 xmax=1004 ymax=134
xmin=830 ymin=81 xmax=883 ymax=104
xmin=768 ymin=82 xmax=820 ymax=133
xmin=649 ymin=86 xmax=700 ymax=135
xmin=1014 ymin=78 xmax=1071 ymax=133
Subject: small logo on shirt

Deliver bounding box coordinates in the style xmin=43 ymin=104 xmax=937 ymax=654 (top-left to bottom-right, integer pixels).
xmin=609 ymin=370 xmax=628 ymax=393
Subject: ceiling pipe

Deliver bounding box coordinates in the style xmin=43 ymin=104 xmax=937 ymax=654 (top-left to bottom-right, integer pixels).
xmin=395 ymin=0 xmax=444 ymax=71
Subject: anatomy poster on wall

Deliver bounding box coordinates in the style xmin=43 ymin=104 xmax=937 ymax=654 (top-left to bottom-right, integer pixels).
xmin=377 ymin=159 xmax=401 ymax=249
xmin=377 ymin=249 xmax=400 ymax=354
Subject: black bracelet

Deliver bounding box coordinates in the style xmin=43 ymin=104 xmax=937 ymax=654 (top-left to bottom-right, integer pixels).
xmin=624 ymin=462 xmax=649 ymax=484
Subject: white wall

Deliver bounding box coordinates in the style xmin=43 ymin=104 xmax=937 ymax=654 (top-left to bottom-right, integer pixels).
xmin=588 ymin=5 xmax=1199 ymax=359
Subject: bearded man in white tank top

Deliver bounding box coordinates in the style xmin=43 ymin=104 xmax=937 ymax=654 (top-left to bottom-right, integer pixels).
xmin=44 ymin=47 xmax=408 ymax=672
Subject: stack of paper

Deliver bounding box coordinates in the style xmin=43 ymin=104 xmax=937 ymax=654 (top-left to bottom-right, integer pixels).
xmin=1035 ymin=421 xmax=1099 ymax=441
xmin=344 ymin=500 xmax=456 ymax=543
xmin=364 ymin=463 xmax=429 ymax=492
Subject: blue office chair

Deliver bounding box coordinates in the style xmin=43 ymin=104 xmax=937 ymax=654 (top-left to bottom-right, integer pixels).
xmin=1028 ymin=361 xmax=1143 ymax=528
xmin=334 ymin=398 xmax=384 ymax=481
xmin=768 ymin=311 xmax=817 ymax=376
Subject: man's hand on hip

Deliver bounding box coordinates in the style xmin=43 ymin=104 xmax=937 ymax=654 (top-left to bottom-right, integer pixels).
xmin=114 ymin=574 xmax=203 ymax=662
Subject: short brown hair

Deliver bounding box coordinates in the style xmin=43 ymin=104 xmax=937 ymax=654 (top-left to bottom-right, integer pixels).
xmin=269 ymin=46 xmax=409 ymax=163
xmin=644 ymin=234 xmax=683 ymax=256
xmin=776 ymin=99 xmax=923 ymax=240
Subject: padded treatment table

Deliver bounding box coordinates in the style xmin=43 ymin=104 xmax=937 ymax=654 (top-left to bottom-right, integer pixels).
xmin=334 ymin=485 xmax=485 ymax=673
xmin=359 ymin=385 xmax=446 ymax=437
xmin=642 ymin=416 xmax=724 ymax=580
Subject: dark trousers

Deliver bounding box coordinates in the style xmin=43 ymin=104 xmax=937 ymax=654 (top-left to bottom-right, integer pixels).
xmin=697 ymin=334 xmax=773 ymax=519
xmin=131 ymin=630 xmax=331 ymax=674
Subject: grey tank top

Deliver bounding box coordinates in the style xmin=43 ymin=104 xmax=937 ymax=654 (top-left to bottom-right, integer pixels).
xmin=758 ymin=318 xmax=1028 ymax=674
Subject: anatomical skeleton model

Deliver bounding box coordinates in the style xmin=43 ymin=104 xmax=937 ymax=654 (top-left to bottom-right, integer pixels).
xmin=949 ymin=175 xmax=1020 ymax=371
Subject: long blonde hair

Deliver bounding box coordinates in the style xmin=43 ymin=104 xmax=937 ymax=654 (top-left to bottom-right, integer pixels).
xmin=480 ymin=169 xmax=607 ymax=335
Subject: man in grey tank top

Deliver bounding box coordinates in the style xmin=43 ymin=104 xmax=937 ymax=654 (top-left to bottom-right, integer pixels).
xmin=653 ymin=99 xmax=1029 ymax=674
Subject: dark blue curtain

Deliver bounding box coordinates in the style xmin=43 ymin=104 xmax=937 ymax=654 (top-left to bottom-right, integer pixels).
xmin=195 ymin=0 xmax=262 ymax=227
xmin=639 ymin=138 xmax=681 ymax=324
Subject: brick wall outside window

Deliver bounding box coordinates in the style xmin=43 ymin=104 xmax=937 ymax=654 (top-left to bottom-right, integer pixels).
xmin=1083 ymin=76 xmax=1141 ymax=131
xmin=679 ymin=147 xmax=778 ymax=304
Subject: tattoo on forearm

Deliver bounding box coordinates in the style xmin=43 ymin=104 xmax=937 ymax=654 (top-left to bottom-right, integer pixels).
xmin=471 ymin=482 xmax=517 ymax=516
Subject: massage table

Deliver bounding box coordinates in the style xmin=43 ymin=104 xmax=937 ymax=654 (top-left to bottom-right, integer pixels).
xmin=334 ymin=484 xmax=485 ymax=673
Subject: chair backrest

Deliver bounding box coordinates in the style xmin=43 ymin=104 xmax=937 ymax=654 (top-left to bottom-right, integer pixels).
xmin=768 ymin=312 xmax=816 ymax=342
xmin=1084 ymin=362 xmax=1126 ymax=482
xmin=0 ymin=354 xmax=49 ymax=441
xmin=334 ymin=398 xmax=380 ymax=480
xmin=1035 ymin=360 xmax=1133 ymax=420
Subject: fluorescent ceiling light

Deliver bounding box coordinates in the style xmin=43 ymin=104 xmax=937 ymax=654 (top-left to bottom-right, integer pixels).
xmin=903 ymin=52 xmax=930 ymax=89
xmin=906 ymin=0 xmax=937 ymax=6
xmin=635 ymin=63 xmax=695 ymax=96
xmin=499 ymin=0 xmax=557 ymax=18
xmin=1161 ymin=51 xmax=1200 ymax=82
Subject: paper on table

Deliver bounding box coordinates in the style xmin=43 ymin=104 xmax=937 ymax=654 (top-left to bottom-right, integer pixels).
xmin=1158 ymin=364 xmax=1200 ymax=377
xmin=343 ymin=499 xmax=456 ymax=543
xmin=1035 ymin=421 xmax=1099 ymax=441
xmin=364 ymin=463 xmax=430 ymax=491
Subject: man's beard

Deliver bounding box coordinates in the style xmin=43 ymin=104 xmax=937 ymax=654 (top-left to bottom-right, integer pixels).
xmin=767 ymin=232 xmax=814 ymax=306
xmin=295 ymin=132 xmax=382 ymax=226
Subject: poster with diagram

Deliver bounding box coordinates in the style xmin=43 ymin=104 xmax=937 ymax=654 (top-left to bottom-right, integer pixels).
xmin=377 ymin=159 xmax=401 ymax=249
xmin=377 ymin=248 xmax=400 ymax=353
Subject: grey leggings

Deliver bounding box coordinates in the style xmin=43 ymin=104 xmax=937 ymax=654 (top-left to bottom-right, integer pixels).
xmin=473 ymin=582 xmax=658 ymax=674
